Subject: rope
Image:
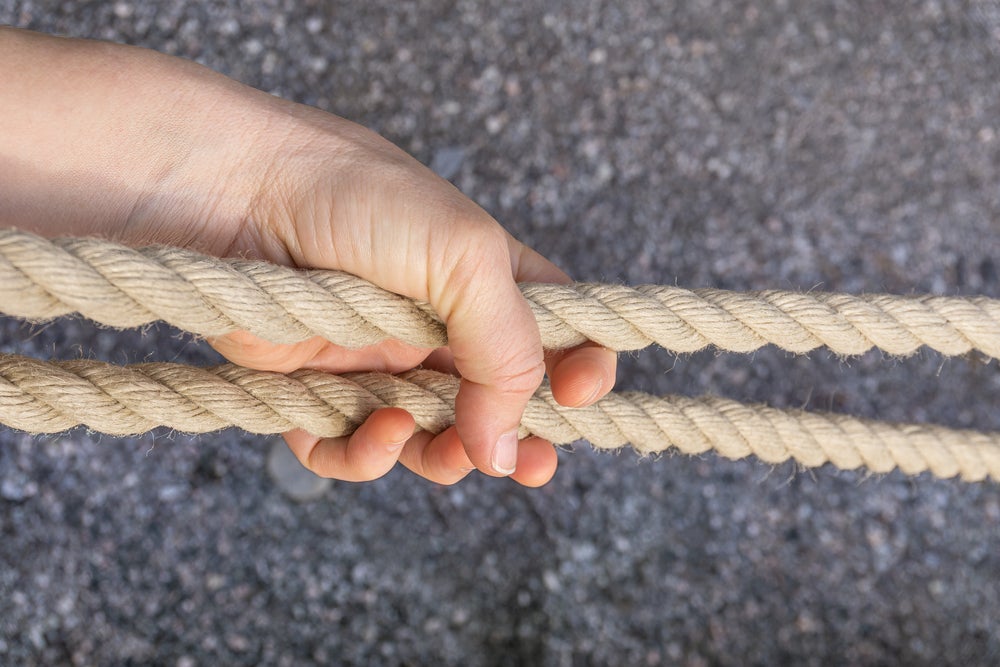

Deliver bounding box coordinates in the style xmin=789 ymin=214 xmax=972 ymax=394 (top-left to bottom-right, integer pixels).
xmin=1 ymin=353 xmax=996 ymax=481
xmin=2 ymin=228 xmax=999 ymax=356
xmin=1 ymin=227 xmax=998 ymax=482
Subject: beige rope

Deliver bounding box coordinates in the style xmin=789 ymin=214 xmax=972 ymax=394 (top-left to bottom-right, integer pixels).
xmin=2 ymin=228 xmax=999 ymax=356
xmin=2 ymin=228 xmax=998 ymax=482
xmin=1 ymin=353 xmax=996 ymax=481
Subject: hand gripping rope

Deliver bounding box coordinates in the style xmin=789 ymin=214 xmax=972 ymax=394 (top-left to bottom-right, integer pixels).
xmin=1 ymin=229 xmax=997 ymax=481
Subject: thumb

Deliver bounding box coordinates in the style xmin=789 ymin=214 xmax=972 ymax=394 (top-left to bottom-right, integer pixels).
xmin=431 ymin=228 xmax=546 ymax=476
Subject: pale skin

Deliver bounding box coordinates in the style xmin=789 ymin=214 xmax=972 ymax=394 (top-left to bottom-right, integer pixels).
xmin=0 ymin=27 xmax=617 ymax=486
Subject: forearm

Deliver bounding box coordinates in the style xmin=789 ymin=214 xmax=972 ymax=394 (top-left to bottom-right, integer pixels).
xmin=0 ymin=27 xmax=273 ymax=250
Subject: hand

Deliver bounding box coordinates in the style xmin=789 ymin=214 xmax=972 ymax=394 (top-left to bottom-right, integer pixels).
xmin=209 ymin=91 xmax=617 ymax=486
xmin=0 ymin=28 xmax=617 ymax=486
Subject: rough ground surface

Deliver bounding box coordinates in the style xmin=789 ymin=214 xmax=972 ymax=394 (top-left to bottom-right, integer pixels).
xmin=2 ymin=1 xmax=1000 ymax=665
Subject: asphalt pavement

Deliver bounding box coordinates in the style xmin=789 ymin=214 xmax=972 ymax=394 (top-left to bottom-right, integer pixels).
xmin=1 ymin=1 xmax=999 ymax=665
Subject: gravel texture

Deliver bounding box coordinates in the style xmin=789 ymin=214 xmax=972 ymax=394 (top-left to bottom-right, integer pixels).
xmin=2 ymin=1 xmax=1000 ymax=665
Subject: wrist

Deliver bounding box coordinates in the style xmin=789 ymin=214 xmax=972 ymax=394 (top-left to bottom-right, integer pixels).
xmin=0 ymin=28 xmax=273 ymax=254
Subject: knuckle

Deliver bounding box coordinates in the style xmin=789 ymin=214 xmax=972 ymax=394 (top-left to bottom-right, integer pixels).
xmin=419 ymin=453 xmax=471 ymax=487
xmin=452 ymin=324 xmax=546 ymax=396
xmin=302 ymin=443 xmax=332 ymax=478
xmin=425 ymin=471 xmax=466 ymax=486
xmin=210 ymin=331 xmax=303 ymax=372
xmin=301 ymin=436 xmax=390 ymax=482
xmin=490 ymin=351 xmax=547 ymax=396
xmin=435 ymin=227 xmax=510 ymax=305
xmin=302 ymin=441 xmax=338 ymax=479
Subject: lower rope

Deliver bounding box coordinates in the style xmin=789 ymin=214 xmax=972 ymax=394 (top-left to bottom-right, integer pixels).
xmin=1 ymin=354 xmax=996 ymax=481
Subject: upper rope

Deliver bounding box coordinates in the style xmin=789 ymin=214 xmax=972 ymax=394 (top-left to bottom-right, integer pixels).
xmin=2 ymin=229 xmax=998 ymax=357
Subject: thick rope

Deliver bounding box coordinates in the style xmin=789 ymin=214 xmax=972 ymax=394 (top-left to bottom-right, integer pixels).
xmin=2 ymin=229 xmax=999 ymax=357
xmin=1 ymin=353 xmax=997 ymax=481
xmin=2 ymin=228 xmax=998 ymax=482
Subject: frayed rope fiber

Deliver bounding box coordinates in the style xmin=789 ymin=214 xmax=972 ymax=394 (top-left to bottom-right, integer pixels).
xmin=0 ymin=228 xmax=998 ymax=481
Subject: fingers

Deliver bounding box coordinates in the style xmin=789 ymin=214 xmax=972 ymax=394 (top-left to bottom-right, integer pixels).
xmin=429 ymin=227 xmax=610 ymax=478
xmin=209 ymin=330 xmax=329 ymax=373
xmin=511 ymin=239 xmax=618 ymax=408
xmin=508 ymin=437 xmax=559 ymax=487
xmin=430 ymin=230 xmax=547 ymax=478
xmin=282 ymin=407 xmax=414 ymax=482
xmin=545 ymin=344 xmax=618 ymax=407
xmin=216 ymin=235 xmax=610 ymax=486
xmin=283 ymin=416 xmax=559 ymax=487
xmin=397 ymin=427 xmax=559 ymax=487
xmin=208 ymin=330 xmax=431 ymax=374
xmin=413 ymin=230 xmax=614 ymax=479
xmin=397 ymin=427 xmax=474 ymax=485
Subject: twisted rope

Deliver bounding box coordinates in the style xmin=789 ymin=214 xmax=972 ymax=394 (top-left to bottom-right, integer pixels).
xmin=1 ymin=354 xmax=996 ymax=481
xmin=2 ymin=228 xmax=998 ymax=482
xmin=2 ymin=229 xmax=999 ymax=357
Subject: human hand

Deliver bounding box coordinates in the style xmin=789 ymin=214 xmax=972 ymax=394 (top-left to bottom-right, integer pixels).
xmin=0 ymin=28 xmax=617 ymax=486
xmin=209 ymin=95 xmax=618 ymax=486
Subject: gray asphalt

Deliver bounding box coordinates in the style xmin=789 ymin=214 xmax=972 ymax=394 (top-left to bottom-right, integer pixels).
xmin=2 ymin=1 xmax=1000 ymax=665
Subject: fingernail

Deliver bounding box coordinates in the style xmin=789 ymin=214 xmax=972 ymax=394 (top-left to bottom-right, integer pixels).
xmin=491 ymin=430 xmax=518 ymax=475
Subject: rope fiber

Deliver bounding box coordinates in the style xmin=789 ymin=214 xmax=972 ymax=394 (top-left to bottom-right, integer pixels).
xmin=1 ymin=228 xmax=998 ymax=481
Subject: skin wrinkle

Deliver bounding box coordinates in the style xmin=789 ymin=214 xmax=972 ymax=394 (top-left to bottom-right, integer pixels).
xmin=221 ymin=122 xmax=300 ymax=263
